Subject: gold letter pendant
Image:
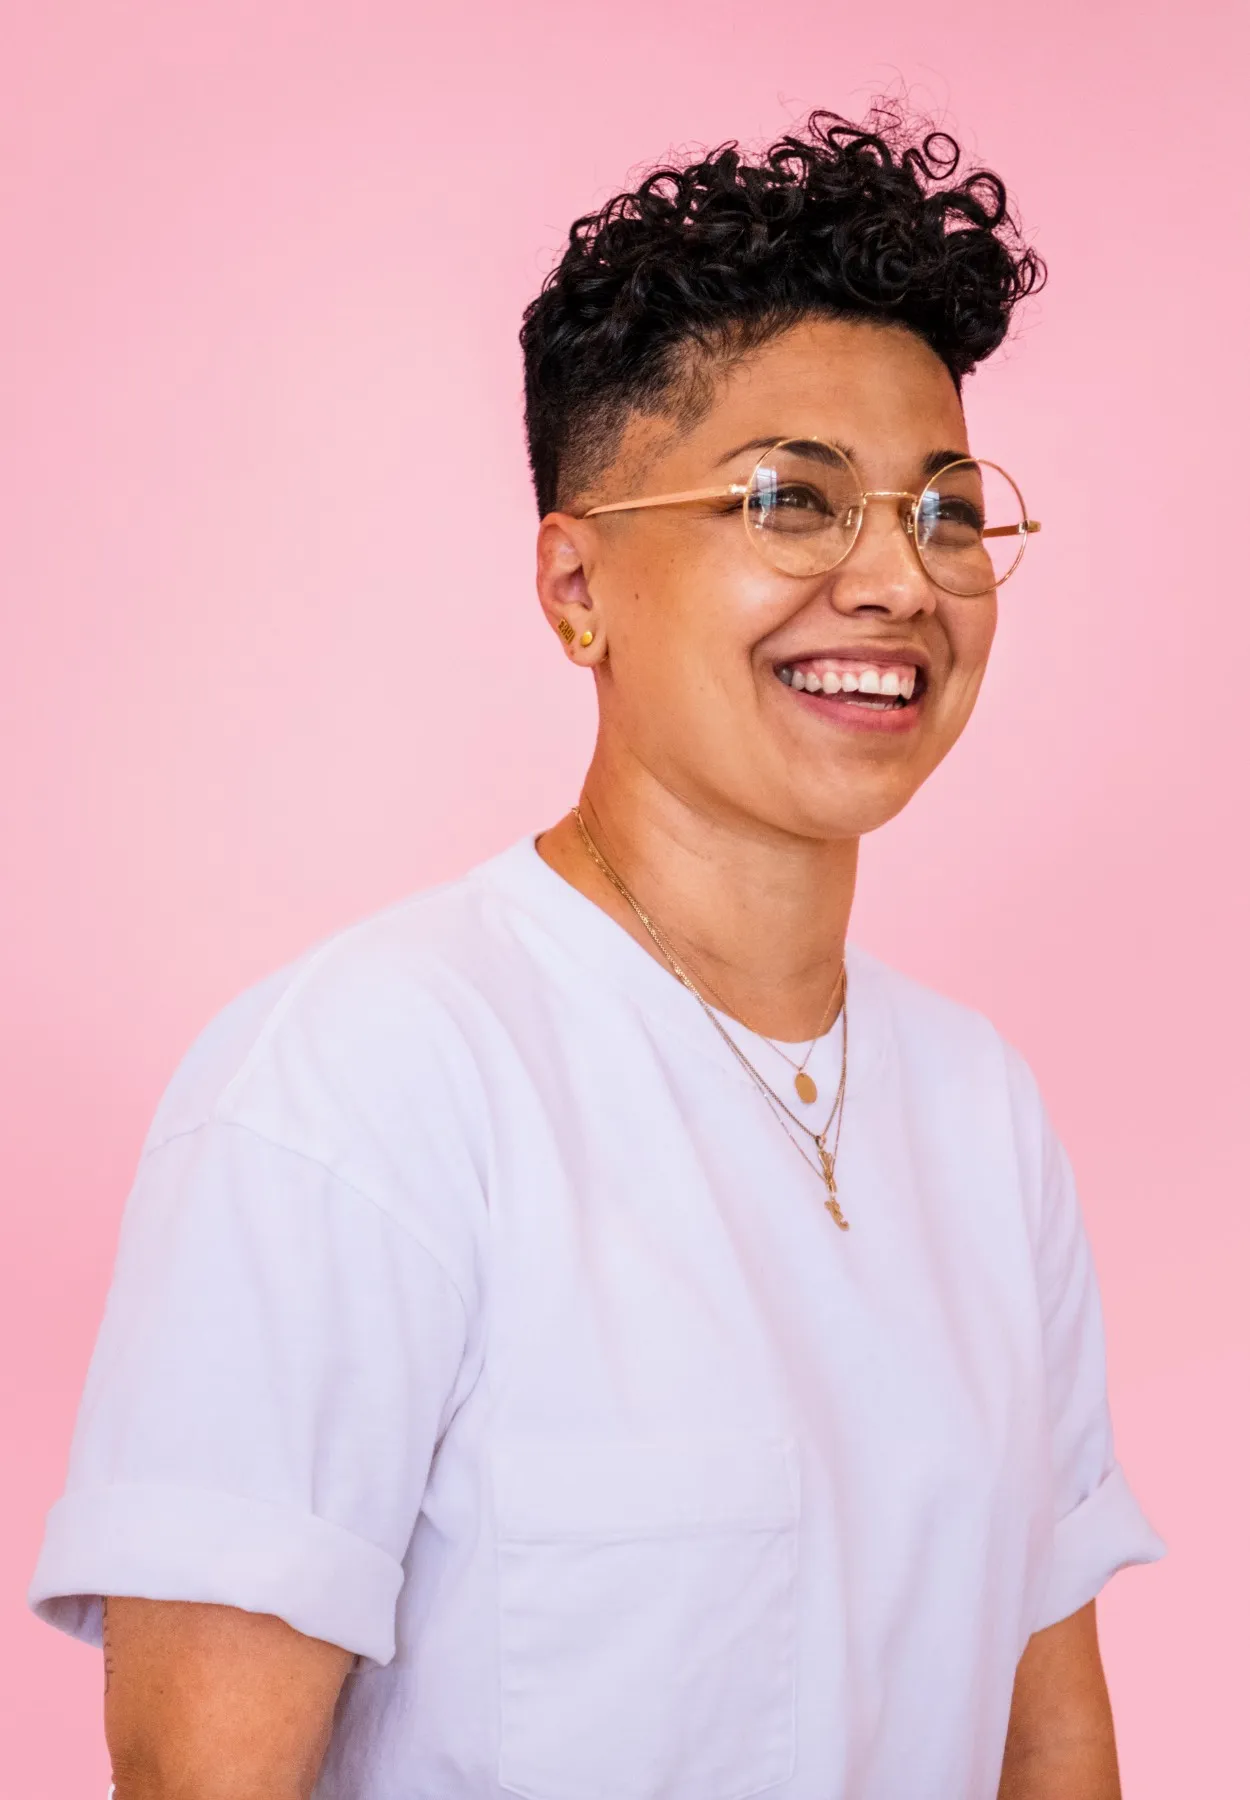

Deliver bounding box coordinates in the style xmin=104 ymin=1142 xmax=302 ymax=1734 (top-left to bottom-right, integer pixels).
xmin=816 ymin=1139 xmax=850 ymax=1231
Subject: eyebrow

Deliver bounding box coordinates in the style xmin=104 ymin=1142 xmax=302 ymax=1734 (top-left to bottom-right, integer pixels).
xmin=920 ymin=447 xmax=971 ymax=478
xmin=715 ymin=436 xmax=971 ymax=480
xmin=714 ymin=435 xmax=855 ymax=468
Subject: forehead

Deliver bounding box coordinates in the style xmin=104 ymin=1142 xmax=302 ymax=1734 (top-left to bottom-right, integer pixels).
xmin=620 ymin=317 xmax=968 ymax=491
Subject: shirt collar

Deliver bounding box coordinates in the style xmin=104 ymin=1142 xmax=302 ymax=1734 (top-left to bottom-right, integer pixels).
xmin=481 ymin=833 xmax=891 ymax=1096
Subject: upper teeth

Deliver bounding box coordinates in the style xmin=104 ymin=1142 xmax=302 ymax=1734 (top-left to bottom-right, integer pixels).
xmin=781 ymin=663 xmax=917 ymax=699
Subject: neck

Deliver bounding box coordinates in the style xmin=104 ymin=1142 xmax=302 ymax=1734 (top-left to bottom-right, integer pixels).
xmin=536 ymin=742 xmax=858 ymax=1042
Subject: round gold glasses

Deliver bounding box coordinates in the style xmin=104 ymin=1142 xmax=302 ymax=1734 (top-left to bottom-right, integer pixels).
xmin=583 ymin=437 xmax=1041 ymax=597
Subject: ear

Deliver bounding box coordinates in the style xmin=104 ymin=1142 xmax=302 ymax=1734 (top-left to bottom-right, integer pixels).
xmin=536 ymin=512 xmax=609 ymax=665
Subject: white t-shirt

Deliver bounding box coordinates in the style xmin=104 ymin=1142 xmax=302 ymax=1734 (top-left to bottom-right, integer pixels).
xmin=30 ymin=835 xmax=1163 ymax=1800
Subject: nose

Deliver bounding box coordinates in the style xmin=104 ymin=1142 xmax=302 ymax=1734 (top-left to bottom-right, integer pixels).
xmin=826 ymin=497 xmax=937 ymax=621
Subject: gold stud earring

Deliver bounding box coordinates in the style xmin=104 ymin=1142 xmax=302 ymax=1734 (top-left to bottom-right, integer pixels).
xmin=579 ymin=630 xmax=595 ymax=647
xmin=556 ymin=619 xmax=575 ymax=645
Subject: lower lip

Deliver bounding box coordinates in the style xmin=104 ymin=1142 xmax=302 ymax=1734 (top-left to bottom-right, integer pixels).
xmin=779 ymin=678 xmax=926 ymax=735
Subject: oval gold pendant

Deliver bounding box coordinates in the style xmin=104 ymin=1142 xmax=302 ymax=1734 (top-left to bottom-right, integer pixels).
xmin=794 ymin=1071 xmax=818 ymax=1105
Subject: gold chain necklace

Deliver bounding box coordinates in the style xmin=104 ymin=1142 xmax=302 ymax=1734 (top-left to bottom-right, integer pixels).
xmin=763 ymin=984 xmax=843 ymax=1105
xmin=572 ymin=806 xmax=851 ymax=1230
xmin=668 ymin=948 xmax=845 ymax=1107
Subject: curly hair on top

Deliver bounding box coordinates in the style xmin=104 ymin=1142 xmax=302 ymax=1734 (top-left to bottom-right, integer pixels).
xmin=520 ymin=104 xmax=1044 ymax=516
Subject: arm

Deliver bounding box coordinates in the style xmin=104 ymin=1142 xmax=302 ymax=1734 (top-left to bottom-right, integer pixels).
xmin=104 ymin=1597 xmax=354 ymax=1800
xmin=26 ymin=1127 xmax=474 ymax=1787
xmin=996 ymin=1600 xmax=1120 ymax=1800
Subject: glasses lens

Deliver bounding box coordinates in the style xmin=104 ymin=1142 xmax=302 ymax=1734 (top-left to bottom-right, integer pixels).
xmin=746 ymin=440 xmax=862 ymax=576
xmin=915 ymin=459 xmax=1029 ymax=595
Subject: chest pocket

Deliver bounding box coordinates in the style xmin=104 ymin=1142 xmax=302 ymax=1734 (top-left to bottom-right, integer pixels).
xmin=492 ymin=1436 xmax=799 ymax=1800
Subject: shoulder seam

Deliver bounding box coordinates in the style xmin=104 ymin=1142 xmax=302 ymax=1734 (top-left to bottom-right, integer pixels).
xmin=212 ymin=931 xmax=373 ymax=1118
xmin=141 ymin=1117 xmax=474 ymax=1322
xmin=208 ymin=863 xmax=499 ymax=1119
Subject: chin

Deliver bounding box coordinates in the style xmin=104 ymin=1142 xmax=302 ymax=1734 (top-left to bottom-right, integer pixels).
xmin=805 ymin=793 xmax=916 ymax=839
xmin=742 ymin=774 xmax=915 ymax=842
xmin=779 ymin=728 xmax=960 ymax=834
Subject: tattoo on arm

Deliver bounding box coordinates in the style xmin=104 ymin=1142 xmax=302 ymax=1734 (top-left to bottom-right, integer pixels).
xmin=102 ymin=1597 xmax=114 ymax=1695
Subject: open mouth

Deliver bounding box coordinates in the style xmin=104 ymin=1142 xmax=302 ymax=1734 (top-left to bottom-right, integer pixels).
xmin=776 ymin=659 xmax=928 ymax=712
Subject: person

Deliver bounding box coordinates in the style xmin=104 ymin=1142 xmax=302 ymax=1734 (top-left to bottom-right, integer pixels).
xmin=29 ymin=106 xmax=1163 ymax=1800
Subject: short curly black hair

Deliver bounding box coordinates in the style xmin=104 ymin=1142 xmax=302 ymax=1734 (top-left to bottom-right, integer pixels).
xmin=520 ymin=104 xmax=1043 ymax=517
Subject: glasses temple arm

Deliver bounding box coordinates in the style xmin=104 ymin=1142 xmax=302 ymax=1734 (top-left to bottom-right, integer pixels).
xmin=583 ymin=484 xmax=747 ymax=518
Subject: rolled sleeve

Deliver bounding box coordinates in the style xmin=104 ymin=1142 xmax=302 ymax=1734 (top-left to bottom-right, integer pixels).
xmin=27 ymin=1120 xmax=469 ymax=1665
xmin=1009 ymin=1050 xmax=1165 ymax=1631
xmin=32 ymin=1483 xmax=404 ymax=1663
xmin=1034 ymin=1460 xmax=1166 ymax=1631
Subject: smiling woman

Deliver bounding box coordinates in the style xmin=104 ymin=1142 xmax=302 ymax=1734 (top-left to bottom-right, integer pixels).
xmin=539 ymin=313 xmax=1015 ymax=842
xmin=29 ymin=106 xmax=1161 ymax=1800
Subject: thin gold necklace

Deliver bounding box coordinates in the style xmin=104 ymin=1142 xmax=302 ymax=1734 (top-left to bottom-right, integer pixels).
xmin=669 ymin=947 xmax=845 ymax=1106
xmin=572 ymin=806 xmax=851 ymax=1230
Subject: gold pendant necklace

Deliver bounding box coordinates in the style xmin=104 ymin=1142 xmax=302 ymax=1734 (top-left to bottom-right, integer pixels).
xmin=572 ymin=805 xmax=851 ymax=1228
xmin=816 ymin=1134 xmax=848 ymax=1230
xmin=643 ymin=906 xmax=844 ymax=1108
xmin=771 ymin=966 xmax=844 ymax=1105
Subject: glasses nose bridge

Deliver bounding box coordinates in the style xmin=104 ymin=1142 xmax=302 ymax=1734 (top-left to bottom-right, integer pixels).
xmin=848 ymin=487 xmax=923 ymax=555
xmin=857 ymin=487 xmax=920 ymax=526
xmin=833 ymin=484 xmax=934 ymax=612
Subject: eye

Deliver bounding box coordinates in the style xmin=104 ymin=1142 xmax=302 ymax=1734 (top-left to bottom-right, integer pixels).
xmin=748 ymin=482 xmax=857 ymax=537
xmin=751 ymin=481 xmax=831 ymax=515
xmin=919 ymin=492 xmax=985 ymax=542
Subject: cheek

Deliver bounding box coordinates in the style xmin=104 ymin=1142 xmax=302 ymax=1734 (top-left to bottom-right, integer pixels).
xmin=944 ymin=599 xmax=997 ymax=684
xmin=666 ymin=538 xmax=804 ymax=674
xmin=608 ymin=539 xmax=781 ymax=669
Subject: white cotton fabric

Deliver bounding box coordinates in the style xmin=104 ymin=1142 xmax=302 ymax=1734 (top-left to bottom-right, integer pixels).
xmin=30 ymin=835 xmax=1164 ymax=1800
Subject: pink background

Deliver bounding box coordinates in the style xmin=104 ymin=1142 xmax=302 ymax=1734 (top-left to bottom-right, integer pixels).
xmin=3 ymin=2 xmax=1245 ymax=1788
